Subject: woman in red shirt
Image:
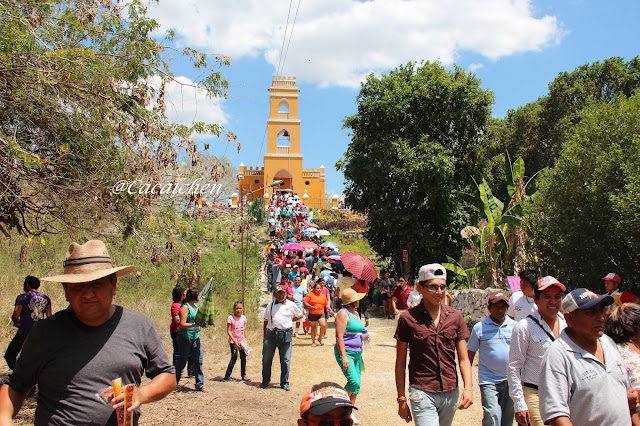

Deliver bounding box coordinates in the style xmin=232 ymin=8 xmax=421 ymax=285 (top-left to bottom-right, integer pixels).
xmin=303 ymin=282 xmax=335 ymax=346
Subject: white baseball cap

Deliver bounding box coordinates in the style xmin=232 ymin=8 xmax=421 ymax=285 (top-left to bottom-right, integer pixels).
xmin=418 ymin=263 xmax=447 ymax=282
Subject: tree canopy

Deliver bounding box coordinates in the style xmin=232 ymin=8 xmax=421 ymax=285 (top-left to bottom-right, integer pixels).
xmin=339 ymin=61 xmax=493 ymax=274
xmin=479 ymin=56 xmax=640 ymax=201
xmin=0 ymin=0 xmax=232 ymax=237
xmin=529 ymin=94 xmax=640 ymax=290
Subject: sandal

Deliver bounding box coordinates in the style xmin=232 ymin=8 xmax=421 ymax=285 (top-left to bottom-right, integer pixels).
xmin=311 ymin=341 xmax=317 ymax=347
xmin=318 ymin=339 xmax=324 ymax=346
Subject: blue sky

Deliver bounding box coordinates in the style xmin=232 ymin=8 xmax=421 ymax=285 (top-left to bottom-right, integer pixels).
xmin=147 ymin=0 xmax=639 ymax=196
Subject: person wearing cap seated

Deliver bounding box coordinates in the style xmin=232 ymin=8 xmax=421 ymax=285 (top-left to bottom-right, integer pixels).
xmin=539 ymin=289 xmax=640 ymax=425
xmin=261 ymin=284 xmax=303 ymax=391
xmin=395 ymin=263 xmax=473 ymax=426
xmin=468 ymin=292 xmax=517 ymax=426
xmin=298 ymin=381 xmax=358 ymax=426
xmin=0 ymin=240 xmax=176 ymax=425
xmin=507 ymin=276 xmax=566 ymax=426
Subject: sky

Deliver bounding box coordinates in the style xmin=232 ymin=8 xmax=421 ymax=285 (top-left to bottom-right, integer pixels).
xmin=145 ymin=0 xmax=639 ymax=196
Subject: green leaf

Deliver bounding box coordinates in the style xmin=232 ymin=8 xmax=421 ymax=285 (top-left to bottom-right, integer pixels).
xmin=512 ymin=157 xmax=525 ymax=181
xmin=480 ymin=225 xmax=491 ymax=254
xmin=479 ymin=178 xmax=497 ymax=229
xmin=505 ymin=153 xmax=515 ymax=199
xmin=496 ymin=225 xmax=508 ymax=253
xmin=500 ymin=214 xmax=523 ymax=227
xmin=443 ymin=256 xmax=468 ymax=277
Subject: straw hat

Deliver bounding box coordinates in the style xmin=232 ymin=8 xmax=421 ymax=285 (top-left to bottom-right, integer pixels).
xmin=341 ymin=288 xmax=365 ymax=305
xmin=40 ymin=240 xmax=135 ymax=283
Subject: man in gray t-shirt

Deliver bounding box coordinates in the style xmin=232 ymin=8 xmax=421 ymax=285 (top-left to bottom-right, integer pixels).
xmin=540 ymin=288 xmax=639 ymax=426
xmin=0 ymin=240 xmax=176 ymax=425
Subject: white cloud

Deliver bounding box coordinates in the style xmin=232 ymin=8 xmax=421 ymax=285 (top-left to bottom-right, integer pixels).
xmin=469 ymin=63 xmax=485 ymax=72
xmin=148 ymin=0 xmax=562 ymax=88
xmin=148 ymin=75 xmax=229 ymax=130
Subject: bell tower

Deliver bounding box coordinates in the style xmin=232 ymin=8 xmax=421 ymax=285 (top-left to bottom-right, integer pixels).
xmin=263 ymin=76 xmax=303 ymax=192
xmin=239 ymin=76 xmax=325 ymax=208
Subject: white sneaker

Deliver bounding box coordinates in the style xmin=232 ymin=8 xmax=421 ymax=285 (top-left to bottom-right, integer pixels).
xmin=351 ymin=413 xmax=361 ymax=425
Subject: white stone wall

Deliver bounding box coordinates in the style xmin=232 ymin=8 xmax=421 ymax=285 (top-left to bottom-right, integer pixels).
xmin=450 ymin=288 xmax=512 ymax=323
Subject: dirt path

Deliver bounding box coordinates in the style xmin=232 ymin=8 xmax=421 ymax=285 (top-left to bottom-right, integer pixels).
xmin=145 ymin=302 xmax=484 ymax=425
xmin=1 ymin=304 xmax=486 ymax=425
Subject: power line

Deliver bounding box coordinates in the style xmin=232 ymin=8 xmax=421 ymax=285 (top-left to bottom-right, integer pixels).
xmin=275 ymin=0 xmax=294 ymax=78
xmin=279 ymin=0 xmax=302 ymax=77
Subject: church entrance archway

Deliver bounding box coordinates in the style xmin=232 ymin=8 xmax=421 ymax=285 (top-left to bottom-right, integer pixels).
xmin=273 ymin=168 xmax=293 ymax=192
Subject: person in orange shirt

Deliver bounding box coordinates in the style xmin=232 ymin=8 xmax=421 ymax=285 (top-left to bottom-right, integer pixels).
xmin=304 ymin=282 xmax=335 ymax=347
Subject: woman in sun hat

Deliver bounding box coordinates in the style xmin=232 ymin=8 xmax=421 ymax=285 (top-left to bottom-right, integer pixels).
xmin=334 ymin=288 xmax=369 ymax=424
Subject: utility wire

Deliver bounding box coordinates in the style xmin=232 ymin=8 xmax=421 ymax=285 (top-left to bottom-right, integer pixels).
xmin=279 ymin=0 xmax=302 ymax=77
xmin=275 ymin=0 xmax=294 ymax=78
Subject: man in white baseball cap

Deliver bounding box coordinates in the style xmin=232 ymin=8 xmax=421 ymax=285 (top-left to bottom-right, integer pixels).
xmin=394 ymin=263 xmax=473 ymax=425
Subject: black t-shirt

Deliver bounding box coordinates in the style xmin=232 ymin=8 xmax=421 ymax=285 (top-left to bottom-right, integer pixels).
xmin=8 ymin=306 xmax=174 ymax=425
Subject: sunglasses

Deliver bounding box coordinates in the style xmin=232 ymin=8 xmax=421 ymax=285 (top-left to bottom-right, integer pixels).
xmin=304 ymin=418 xmax=353 ymax=426
xmin=427 ymin=284 xmax=448 ymax=292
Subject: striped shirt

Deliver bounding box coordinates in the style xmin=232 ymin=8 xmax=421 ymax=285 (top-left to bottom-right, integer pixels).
xmin=507 ymin=311 xmax=566 ymax=413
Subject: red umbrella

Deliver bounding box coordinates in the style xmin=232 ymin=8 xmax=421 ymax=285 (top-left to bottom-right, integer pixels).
xmin=341 ymin=252 xmax=377 ymax=282
xmin=299 ymin=241 xmax=319 ymax=250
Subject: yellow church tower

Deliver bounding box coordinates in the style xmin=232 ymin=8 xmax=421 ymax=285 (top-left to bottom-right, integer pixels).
xmin=238 ymin=76 xmax=326 ymax=208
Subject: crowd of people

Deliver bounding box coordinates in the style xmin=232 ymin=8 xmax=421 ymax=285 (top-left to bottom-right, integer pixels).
xmin=2 ymin=195 xmax=640 ymax=425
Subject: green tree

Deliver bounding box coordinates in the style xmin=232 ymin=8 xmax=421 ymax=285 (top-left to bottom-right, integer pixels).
xmin=339 ymin=61 xmax=494 ymax=274
xmin=529 ymin=94 xmax=640 ymax=291
xmin=479 ymin=56 xmax=640 ymax=197
xmin=0 ymin=0 xmax=232 ymax=237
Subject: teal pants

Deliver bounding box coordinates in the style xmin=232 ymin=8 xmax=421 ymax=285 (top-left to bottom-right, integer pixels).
xmin=334 ymin=347 xmax=362 ymax=394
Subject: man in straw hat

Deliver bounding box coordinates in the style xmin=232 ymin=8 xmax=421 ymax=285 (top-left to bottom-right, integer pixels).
xmin=0 ymin=240 xmax=176 ymax=425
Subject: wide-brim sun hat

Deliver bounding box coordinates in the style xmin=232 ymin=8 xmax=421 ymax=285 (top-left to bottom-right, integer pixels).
xmin=341 ymin=288 xmax=366 ymax=305
xmin=40 ymin=240 xmax=135 ymax=283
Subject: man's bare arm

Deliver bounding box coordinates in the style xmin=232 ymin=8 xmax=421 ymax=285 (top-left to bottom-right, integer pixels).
xmin=0 ymin=384 xmax=27 ymax=425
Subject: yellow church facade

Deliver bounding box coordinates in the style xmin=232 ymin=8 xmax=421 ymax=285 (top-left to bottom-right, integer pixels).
xmin=238 ymin=76 xmax=326 ymax=208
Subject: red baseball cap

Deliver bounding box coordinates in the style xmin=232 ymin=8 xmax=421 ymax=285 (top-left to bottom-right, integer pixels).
xmin=537 ymin=276 xmax=566 ymax=292
xmin=601 ymin=273 xmax=621 ymax=284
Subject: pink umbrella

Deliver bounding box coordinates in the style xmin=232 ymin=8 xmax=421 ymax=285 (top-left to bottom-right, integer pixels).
xmin=328 ymin=255 xmax=342 ymax=261
xmin=299 ymin=241 xmax=319 ymax=250
xmin=341 ymin=252 xmax=377 ymax=282
xmin=305 ymin=227 xmax=318 ymax=232
xmin=282 ymin=243 xmax=304 ymax=252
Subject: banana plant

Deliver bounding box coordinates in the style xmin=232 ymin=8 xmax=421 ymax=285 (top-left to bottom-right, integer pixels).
xmin=442 ymin=255 xmax=491 ymax=289
xmin=457 ymin=156 xmax=540 ymax=287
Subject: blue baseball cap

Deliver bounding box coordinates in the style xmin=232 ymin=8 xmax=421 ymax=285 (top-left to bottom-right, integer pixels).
xmin=562 ymin=288 xmax=614 ymax=313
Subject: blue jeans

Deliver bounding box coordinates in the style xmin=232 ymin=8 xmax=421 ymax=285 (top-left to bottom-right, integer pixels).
xmin=480 ymin=381 xmax=514 ymax=426
xmin=261 ymin=329 xmax=292 ymax=386
xmin=174 ymin=333 xmax=204 ymax=389
xmin=409 ymin=386 xmax=459 ymax=426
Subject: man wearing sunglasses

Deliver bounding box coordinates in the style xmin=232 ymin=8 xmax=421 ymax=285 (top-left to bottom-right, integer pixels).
xmin=395 ymin=263 xmax=473 ymax=425
xmin=298 ymin=381 xmax=357 ymax=426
